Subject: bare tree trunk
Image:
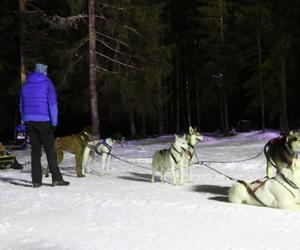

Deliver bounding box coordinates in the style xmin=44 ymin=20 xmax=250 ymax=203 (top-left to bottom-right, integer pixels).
xmin=223 ymin=88 xmax=229 ymax=132
xmin=88 ymin=0 xmax=100 ymax=136
xmin=280 ymin=38 xmax=288 ymax=132
xmin=195 ymin=80 xmax=201 ymax=130
xmin=193 ymin=39 xmax=201 ymax=131
xmin=279 ymin=0 xmax=288 ymax=133
xmin=128 ymin=109 xmax=136 ymax=137
xmin=164 ymin=100 xmax=168 ymax=133
xmin=257 ymin=18 xmax=265 ymax=131
xmin=219 ymin=0 xmax=229 ymax=134
xmin=176 ymin=51 xmax=180 ymax=133
xmin=19 ymin=0 xmax=26 ymax=84
xmin=169 ymin=77 xmax=174 ymax=133
xmin=16 ymin=0 xmax=26 ymax=139
xmin=141 ymin=113 xmax=146 ymax=136
xmin=185 ymin=77 xmax=191 ymax=127
xmin=158 ymin=95 xmax=164 ymax=135
xmin=219 ymin=82 xmax=224 ymax=131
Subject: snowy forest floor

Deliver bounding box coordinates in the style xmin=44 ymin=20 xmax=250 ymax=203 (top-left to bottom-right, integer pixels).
xmin=1 ymin=130 xmax=300 ymax=250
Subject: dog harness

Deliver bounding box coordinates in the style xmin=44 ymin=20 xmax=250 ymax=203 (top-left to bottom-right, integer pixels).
xmin=238 ymin=179 xmax=268 ymax=206
xmin=251 ymin=177 xmax=269 ymax=193
xmin=278 ymin=173 xmax=299 ymax=189
xmin=81 ymin=131 xmax=94 ymax=144
xmin=170 ymin=143 xmax=184 ymax=164
xmin=101 ymin=140 xmax=113 ymax=152
xmin=185 ymin=145 xmax=194 ymax=160
xmin=87 ymin=139 xmax=113 ymax=155
xmin=274 ymin=174 xmax=299 ymax=198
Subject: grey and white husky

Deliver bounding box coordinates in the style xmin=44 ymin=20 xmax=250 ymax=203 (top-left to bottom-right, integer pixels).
xmin=151 ymin=134 xmax=189 ymax=185
xmin=82 ymin=137 xmax=121 ymax=176
xmin=184 ymin=126 xmax=204 ymax=182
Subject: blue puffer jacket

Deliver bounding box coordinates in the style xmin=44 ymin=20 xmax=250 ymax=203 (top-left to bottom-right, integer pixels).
xmin=19 ymin=71 xmax=58 ymax=126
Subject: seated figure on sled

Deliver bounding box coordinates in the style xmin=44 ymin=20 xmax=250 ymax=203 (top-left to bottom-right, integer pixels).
xmin=0 ymin=143 xmax=23 ymax=170
xmin=14 ymin=121 xmax=28 ymax=150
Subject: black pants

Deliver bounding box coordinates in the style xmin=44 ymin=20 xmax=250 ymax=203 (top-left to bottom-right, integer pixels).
xmin=26 ymin=121 xmax=63 ymax=183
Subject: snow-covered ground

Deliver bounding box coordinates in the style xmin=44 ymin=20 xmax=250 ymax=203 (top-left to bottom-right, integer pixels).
xmin=1 ymin=130 xmax=300 ymax=250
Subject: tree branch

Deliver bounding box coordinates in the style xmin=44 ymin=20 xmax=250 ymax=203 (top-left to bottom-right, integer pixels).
xmin=96 ymin=38 xmax=136 ymax=58
xmin=96 ymin=65 xmax=120 ymax=74
xmin=96 ymin=52 xmax=139 ymax=70
xmin=96 ymin=32 xmax=130 ymax=48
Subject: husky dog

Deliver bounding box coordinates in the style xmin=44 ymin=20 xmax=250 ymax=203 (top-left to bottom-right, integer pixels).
xmin=264 ymin=130 xmax=300 ymax=178
xmin=82 ymin=138 xmax=114 ymax=176
xmin=228 ymin=158 xmax=300 ymax=210
xmin=151 ymin=134 xmax=190 ymax=185
xmin=44 ymin=126 xmax=96 ymax=177
xmin=82 ymin=134 xmax=123 ymax=176
xmin=184 ymin=126 xmax=204 ymax=182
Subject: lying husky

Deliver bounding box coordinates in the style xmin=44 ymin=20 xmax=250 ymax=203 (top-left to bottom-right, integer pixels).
xmin=151 ymin=134 xmax=189 ymax=185
xmin=45 ymin=126 xmax=96 ymax=177
xmin=184 ymin=126 xmax=204 ymax=182
xmin=264 ymin=130 xmax=300 ymax=178
xmin=228 ymin=158 xmax=300 ymax=210
xmin=82 ymin=134 xmax=123 ymax=176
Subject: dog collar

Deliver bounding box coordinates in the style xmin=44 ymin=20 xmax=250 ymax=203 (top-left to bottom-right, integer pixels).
xmin=170 ymin=143 xmax=181 ymax=164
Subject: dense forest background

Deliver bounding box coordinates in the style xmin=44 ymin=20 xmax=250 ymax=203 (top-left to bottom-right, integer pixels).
xmin=1 ymin=0 xmax=300 ymax=141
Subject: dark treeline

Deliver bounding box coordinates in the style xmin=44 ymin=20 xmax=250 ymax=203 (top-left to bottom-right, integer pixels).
xmin=0 ymin=0 xmax=300 ymax=140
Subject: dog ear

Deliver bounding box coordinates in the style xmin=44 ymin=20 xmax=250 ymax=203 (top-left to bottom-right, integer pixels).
xmin=189 ymin=126 xmax=193 ymax=134
xmin=174 ymin=134 xmax=179 ymax=139
xmin=286 ymin=135 xmax=290 ymax=144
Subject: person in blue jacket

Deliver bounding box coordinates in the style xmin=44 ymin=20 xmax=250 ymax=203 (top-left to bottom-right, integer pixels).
xmin=19 ymin=63 xmax=69 ymax=188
